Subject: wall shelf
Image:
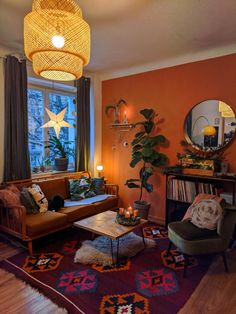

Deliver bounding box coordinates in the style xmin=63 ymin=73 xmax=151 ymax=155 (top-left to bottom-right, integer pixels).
xmin=110 ymin=123 xmax=133 ymax=130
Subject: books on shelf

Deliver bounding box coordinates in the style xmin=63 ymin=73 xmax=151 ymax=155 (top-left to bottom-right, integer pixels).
xmin=167 ymin=179 xmax=221 ymax=203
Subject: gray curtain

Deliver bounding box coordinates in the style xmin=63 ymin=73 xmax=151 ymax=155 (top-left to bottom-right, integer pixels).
xmin=75 ymin=77 xmax=90 ymax=171
xmin=4 ymin=56 xmax=31 ymax=181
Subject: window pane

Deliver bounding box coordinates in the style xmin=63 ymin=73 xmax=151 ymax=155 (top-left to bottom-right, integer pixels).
xmin=28 ymin=89 xmax=44 ymax=169
xmin=48 ymin=93 xmax=76 ymax=168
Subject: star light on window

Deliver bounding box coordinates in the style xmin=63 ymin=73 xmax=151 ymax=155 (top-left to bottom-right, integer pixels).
xmin=41 ymin=108 xmax=73 ymax=138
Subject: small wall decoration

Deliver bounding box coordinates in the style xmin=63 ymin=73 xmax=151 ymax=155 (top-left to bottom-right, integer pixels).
xmin=105 ymin=99 xmax=127 ymax=124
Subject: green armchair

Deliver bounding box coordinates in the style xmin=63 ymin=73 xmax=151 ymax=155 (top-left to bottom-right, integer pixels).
xmin=167 ymin=203 xmax=236 ymax=277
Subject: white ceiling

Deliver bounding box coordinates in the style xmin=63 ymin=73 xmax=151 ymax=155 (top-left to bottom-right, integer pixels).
xmin=0 ymin=0 xmax=236 ymax=76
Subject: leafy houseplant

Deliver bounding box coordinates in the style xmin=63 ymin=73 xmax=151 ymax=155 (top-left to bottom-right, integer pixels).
xmin=46 ymin=136 xmax=74 ymax=171
xmin=125 ymin=108 xmax=168 ymax=218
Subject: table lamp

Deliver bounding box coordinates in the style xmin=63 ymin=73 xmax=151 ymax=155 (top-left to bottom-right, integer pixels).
xmin=96 ymin=164 xmax=104 ymax=177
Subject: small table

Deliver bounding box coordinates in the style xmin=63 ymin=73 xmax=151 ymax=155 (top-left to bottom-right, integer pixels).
xmin=73 ymin=210 xmax=148 ymax=264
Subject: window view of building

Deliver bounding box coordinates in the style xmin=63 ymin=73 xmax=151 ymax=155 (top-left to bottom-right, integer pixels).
xmin=28 ymin=87 xmax=76 ymax=172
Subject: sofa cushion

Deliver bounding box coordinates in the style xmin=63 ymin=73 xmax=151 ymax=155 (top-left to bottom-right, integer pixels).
xmin=20 ymin=187 xmax=39 ymax=214
xmin=59 ymin=204 xmax=96 ymax=222
xmin=36 ymin=178 xmax=69 ymax=199
xmin=168 ymin=220 xmax=219 ymax=241
xmin=26 ymin=211 xmax=68 ymax=237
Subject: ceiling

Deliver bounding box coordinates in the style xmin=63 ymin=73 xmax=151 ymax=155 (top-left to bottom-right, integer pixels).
xmin=0 ymin=0 xmax=236 ymax=76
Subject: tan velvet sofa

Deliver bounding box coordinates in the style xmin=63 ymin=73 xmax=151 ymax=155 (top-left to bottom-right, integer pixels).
xmin=0 ymin=171 xmax=119 ymax=255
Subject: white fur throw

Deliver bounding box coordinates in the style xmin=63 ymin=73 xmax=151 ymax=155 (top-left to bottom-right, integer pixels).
xmin=74 ymin=232 xmax=156 ymax=266
xmin=191 ymin=199 xmax=223 ymax=230
xmin=28 ymin=184 xmax=48 ymax=213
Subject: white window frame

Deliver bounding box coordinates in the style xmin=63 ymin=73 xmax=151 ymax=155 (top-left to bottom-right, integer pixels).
xmin=28 ymin=81 xmax=77 ymax=174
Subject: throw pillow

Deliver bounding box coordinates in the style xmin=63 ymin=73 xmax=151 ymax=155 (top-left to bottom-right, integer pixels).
xmin=20 ymin=187 xmax=39 ymax=214
xmin=48 ymin=195 xmax=65 ymax=211
xmin=28 ymin=184 xmax=48 ymax=213
xmin=0 ymin=185 xmax=22 ymax=219
xmin=191 ymin=199 xmax=223 ymax=230
xmin=91 ymin=177 xmax=105 ymax=195
xmin=183 ymin=193 xmax=222 ymax=220
xmin=69 ymin=178 xmax=96 ymax=201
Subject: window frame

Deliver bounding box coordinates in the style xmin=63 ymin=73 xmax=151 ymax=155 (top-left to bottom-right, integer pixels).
xmin=27 ymin=83 xmax=77 ymax=174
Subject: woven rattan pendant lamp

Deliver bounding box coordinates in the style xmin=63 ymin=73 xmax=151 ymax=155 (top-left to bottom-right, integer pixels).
xmin=24 ymin=0 xmax=90 ymax=81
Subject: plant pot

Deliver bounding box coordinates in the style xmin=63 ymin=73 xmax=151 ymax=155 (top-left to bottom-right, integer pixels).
xmin=133 ymin=200 xmax=151 ymax=219
xmin=54 ymin=158 xmax=68 ymax=171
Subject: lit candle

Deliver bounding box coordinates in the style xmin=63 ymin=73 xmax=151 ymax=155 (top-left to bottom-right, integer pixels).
xmin=127 ymin=205 xmax=133 ymax=212
xmin=119 ymin=208 xmax=124 ymax=215
xmin=133 ymin=209 xmax=139 ymax=217
xmin=125 ymin=210 xmax=131 ymax=218
xmin=123 ymin=111 xmax=128 ymax=124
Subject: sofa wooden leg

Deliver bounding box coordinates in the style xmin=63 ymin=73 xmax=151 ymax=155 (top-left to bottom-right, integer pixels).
xmin=28 ymin=241 xmax=33 ymax=256
xmin=221 ymin=251 xmax=229 ymax=272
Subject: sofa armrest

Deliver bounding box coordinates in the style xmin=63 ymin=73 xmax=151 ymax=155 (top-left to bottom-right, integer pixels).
xmin=0 ymin=205 xmax=27 ymax=239
xmin=104 ymin=184 xmax=119 ymax=196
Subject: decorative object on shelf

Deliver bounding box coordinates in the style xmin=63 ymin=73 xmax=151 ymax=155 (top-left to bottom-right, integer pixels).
xmin=116 ymin=206 xmax=140 ymax=226
xmin=96 ymin=163 xmax=104 ymax=177
xmin=41 ymin=108 xmax=73 ymax=138
xmin=45 ymin=136 xmax=74 ymax=171
xmin=192 ymin=115 xmax=216 ymax=136
xmin=125 ymin=108 xmax=168 ymax=219
xmin=105 ymin=99 xmax=127 ymax=124
xmin=24 ymin=0 xmax=90 ymax=81
xmin=184 ymin=99 xmax=236 ymax=152
xmin=177 ymin=140 xmax=225 ymax=175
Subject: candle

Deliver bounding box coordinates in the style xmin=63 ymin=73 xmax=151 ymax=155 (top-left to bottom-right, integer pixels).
xmin=127 ymin=205 xmax=133 ymax=212
xmin=133 ymin=209 xmax=139 ymax=217
xmin=123 ymin=111 xmax=128 ymax=124
xmin=125 ymin=210 xmax=131 ymax=218
xmin=119 ymin=208 xmax=124 ymax=215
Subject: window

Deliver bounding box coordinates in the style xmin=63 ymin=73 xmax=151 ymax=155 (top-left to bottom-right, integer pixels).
xmin=27 ymin=86 xmax=76 ymax=172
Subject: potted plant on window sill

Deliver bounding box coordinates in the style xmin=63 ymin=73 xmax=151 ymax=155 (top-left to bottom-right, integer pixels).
xmin=45 ymin=136 xmax=74 ymax=171
xmin=125 ymin=108 xmax=168 ymax=219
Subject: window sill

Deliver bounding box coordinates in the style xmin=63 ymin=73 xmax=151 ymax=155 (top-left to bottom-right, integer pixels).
xmin=31 ymin=168 xmax=75 ymax=178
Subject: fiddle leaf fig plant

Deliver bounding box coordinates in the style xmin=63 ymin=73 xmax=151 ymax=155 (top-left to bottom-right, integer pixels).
xmin=125 ymin=108 xmax=168 ymax=203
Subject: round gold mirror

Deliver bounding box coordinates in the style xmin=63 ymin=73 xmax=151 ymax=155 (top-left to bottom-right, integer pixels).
xmin=184 ymin=100 xmax=236 ymax=151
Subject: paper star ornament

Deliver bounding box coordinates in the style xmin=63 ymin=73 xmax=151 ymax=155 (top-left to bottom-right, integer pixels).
xmin=41 ymin=108 xmax=73 ymax=138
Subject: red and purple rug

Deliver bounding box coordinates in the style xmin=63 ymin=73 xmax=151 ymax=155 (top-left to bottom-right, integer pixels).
xmin=0 ymin=226 xmax=212 ymax=314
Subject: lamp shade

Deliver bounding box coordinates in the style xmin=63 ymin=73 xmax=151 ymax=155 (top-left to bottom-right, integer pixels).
xmin=24 ymin=0 xmax=90 ymax=81
xmin=203 ymin=125 xmax=216 ymax=136
xmin=96 ymin=164 xmax=104 ymax=172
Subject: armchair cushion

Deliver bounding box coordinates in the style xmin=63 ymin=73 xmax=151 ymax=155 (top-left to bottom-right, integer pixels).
xmin=169 ymin=220 xmax=218 ymax=241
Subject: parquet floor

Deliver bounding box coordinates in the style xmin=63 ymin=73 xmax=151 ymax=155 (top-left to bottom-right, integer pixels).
xmin=0 ymin=236 xmax=236 ymax=314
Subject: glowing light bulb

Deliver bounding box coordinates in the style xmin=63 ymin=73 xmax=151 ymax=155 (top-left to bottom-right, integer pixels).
xmin=52 ymin=35 xmax=65 ymax=48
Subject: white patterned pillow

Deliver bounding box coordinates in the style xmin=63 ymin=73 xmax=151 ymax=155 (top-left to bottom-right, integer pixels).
xmin=28 ymin=184 xmax=48 ymax=213
xmin=191 ymin=199 xmax=223 ymax=230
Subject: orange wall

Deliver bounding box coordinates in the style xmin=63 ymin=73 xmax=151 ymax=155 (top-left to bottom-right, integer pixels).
xmin=102 ymin=54 xmax=236 ymax=221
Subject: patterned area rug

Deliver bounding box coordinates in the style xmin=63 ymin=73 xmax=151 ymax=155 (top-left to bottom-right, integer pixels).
xmin=0 ymin=226 xmax=213 ymax=314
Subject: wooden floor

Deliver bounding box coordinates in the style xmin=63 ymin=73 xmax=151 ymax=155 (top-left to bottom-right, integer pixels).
xmin=0 ymin=238 xmax=236 ymax=314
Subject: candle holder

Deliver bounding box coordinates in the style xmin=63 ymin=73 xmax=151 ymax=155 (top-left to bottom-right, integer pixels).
xmin=116 ymin=207 xmax=141 ymax=226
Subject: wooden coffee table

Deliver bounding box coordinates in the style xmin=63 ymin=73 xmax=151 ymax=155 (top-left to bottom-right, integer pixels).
xmin=73 ymin=210 xmax=148 ymax=264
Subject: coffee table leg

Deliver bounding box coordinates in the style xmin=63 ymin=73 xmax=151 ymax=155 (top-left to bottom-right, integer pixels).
xmin=116 ymin=238 xmax=120 ymax=264
xmin=110 ymin=239 xmax=115 ymax=265
xmin=141 ymin=227 xmax=146 ymax=248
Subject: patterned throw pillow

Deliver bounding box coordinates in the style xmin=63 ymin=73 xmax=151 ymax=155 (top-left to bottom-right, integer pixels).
xmin=28 ymin=184 xmax=48 ymax=213
xmin=191 ymin=199 xmax=223 ymax=230
xmin=20 ymin=187 xmax=39 ymax=214
xmin=69 ymin=178 xmax=96 ymax=201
